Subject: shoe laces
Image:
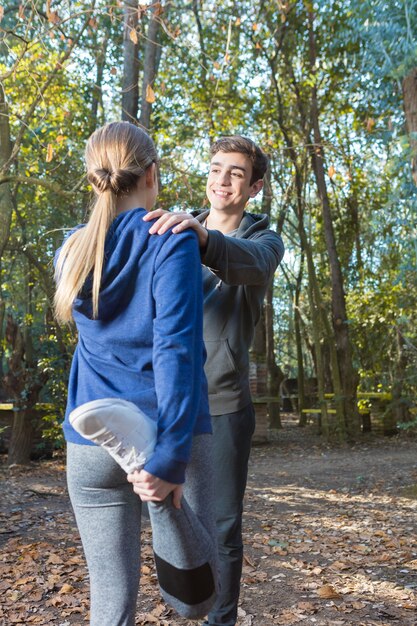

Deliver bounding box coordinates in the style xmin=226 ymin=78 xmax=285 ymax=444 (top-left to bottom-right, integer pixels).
xmin=99 ymin=431 xmax=146 ymax=470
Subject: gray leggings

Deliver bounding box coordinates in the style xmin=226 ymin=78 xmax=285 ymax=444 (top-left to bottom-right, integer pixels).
xmin=67 ymin=434 xmax=217 ymax=626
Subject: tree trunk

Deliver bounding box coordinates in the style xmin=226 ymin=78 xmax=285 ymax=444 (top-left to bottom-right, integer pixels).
xmin=4 ymin=313 xmax=48 ymax=465
xmin=251 ymin=307 xmax=266 ymax=395
xmin=389 ymin=327 xmax=411 ymax=432
xmin=261 ymin=167 xmax=284 ymax=427
xmin=266 ymin=48 xmax=332 ymax=433
xmin=265 ymin=283 xmax=284 ymax=428
xmin=298 ymin=199 xmax=344 ymax=439
xmin=0 ymin=84 xmax=13 ymax=259
xmin=402 ymin=67 xmax=417 ymax=186
xmin=7 ymin=409 xmax=35 ymax=465
xmin=0 ymin=298 xmax=5 ymax=383
xmin=0 ymin=84 xmax=12 ymax=398
xmin=192 ymin=0 xmax=216 ymax=135
xmin=91 ymin=33 xmax=109 ymax=132
xmin=300 ymin=226 xmax=328 ymax=435
xmin=307 ymin=11 xmax=360 ymax=439
xmin=122 ymin=0 xmax=139 ymax=122
xmin=347 ymin=194 xmax=363 ymax=278
xmin=294 ymin=254 xmax=307 ymax=426
xmin=139 ymin=3 xmax=163 ymax=129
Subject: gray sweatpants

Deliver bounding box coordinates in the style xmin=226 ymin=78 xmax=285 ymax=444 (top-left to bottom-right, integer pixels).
xmin=67 ymin=434 xmax=218 ymax=626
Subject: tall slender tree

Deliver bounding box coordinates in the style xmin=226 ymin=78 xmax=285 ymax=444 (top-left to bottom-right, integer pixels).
xmin=122 ymin=0 xmax=139 ymax=121
xmin=307 ymin=11 xmax=360 ymax=438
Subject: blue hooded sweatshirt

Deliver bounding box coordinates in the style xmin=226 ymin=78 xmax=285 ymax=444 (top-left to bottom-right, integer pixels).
xmin=58 ymin=207 xmax=211 ymax=484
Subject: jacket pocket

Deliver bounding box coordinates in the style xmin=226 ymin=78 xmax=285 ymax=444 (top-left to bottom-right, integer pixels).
xmin=204 ymin=339 xmax=239 ymax=394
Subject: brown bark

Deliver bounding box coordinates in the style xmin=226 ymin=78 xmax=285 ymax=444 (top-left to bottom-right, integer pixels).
xmin=290 ymin=146 xmax=340 ymax=435
xmin=7 ymin=409 xmax=35 ymax=465
xmin=262 ymin=168 xmax=284 ymax=428
xmin=402 ymin=68 xmax=417 ymax=186
xmin=0 ymin=83 xmax=13 ymax=377
xmin=91 ymin=32 xmax=109 ymax=132
xmin=192 ymin=0 xmax=215 ymax=135
xmin=294 ymin=254 xmax=307 ymax=425
xmin=4 ymin=314 xmax=48 ymax=465
xmin=0 ymin=298 xmax=4 ymax=380
xmin=389 ymin=327 xmax=411 ymax=432
xmin=139 ymin=3 xmax=163 ymax=129
xmin=299 ymin=224 xmax=328 ymax=435
xmin=265 ymin=283 xmax=284 ymax=428
xmin=0 ymin=83 xmax=13 ymax=259
xmin=307 ymin=12 xmax=360 ymax=439
xmin=252 ymin=307 xmax=266 ymax=356
xmin=346 ymin=194 xmax=363 ymax=276
xmin=19 ymin=244 xmax=69 ymax=360
xmin=265 ymin=47 xmax=332 ymax=433
xmin=122 ymin=0 xmax=139 ymax=122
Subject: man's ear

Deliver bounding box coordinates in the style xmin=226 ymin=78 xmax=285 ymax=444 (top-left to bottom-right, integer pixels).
xmin=249 ymin=179 xmax=263 ymax=198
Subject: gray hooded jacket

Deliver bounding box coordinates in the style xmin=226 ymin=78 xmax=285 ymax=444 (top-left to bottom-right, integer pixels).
xmin=192 ymin=210 xmax=285 ymax=416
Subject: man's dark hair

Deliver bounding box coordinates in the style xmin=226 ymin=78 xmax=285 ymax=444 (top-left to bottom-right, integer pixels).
xmin=210 ymin=135 xmax=269 ymax=184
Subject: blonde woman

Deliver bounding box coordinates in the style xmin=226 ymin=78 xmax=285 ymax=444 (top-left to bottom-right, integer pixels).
xmin=54 ymin=122 xmax=218 ymax=626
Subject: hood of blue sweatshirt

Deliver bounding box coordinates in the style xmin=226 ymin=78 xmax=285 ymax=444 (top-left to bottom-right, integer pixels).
xmin=72 ymin=209 xmax=150 ymax=321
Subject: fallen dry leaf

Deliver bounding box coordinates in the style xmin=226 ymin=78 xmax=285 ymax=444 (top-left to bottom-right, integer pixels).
xmin=1 ymin=425 xmax=417 ymax=626
xmin=58 ymin=583 xmax=74 ymax=594
xmin=317 ymin=584 xmax=341 ymax=599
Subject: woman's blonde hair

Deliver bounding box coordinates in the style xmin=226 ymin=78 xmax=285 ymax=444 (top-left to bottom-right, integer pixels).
xmin=54 ymin=121 xmax=158 ymax=323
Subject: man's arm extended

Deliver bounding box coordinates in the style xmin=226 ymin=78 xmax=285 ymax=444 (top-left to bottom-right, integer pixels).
xmin=144 ymin=209 xmax=284 ymax=286
xmin=201 ymin=228 xmax=284 ymax=286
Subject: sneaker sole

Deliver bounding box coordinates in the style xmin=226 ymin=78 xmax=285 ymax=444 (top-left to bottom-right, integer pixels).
xmin=69 ymin=398 xmax=140 ymax=424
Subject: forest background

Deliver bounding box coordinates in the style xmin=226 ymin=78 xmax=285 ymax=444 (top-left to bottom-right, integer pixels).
xmin=1 ymin=0 xmax=417 ymax=464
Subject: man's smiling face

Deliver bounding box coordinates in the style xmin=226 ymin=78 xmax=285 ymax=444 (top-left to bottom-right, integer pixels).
xmin=206 ymin=151 xmax=263 ymax=215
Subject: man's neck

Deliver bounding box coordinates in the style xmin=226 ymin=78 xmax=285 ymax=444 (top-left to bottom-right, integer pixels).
xmin=205 ymin=209 xmax=244 ymax=234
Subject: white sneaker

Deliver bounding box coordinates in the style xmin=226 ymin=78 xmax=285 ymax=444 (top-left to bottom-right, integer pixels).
xmin=69 ymin=398 xmax=157 ymax=473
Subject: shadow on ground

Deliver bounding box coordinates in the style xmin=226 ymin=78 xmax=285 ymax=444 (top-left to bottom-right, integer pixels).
xmin=1 ymin=418 xmax=417 ymax=625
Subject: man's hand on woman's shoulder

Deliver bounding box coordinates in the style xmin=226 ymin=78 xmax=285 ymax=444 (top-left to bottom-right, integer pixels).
xmin=144 ymin=209 xmax=208 ymax=248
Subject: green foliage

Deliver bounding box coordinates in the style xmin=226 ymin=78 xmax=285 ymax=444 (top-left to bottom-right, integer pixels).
xmin=398 ymin=416 xmax=417 ymax=431
xmin=1 ymin=0 xmax=417 ymax=447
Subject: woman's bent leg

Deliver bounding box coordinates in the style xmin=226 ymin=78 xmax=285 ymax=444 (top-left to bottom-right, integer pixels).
xmin=67 ymin=443 xmax=142 ymax=626
xmin=148 ymin=433 xmax=219 ymax=619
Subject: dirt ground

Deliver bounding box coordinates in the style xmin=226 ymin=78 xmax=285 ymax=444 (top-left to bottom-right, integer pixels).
xmin=1 ymin=416 xmax=417 ymax=626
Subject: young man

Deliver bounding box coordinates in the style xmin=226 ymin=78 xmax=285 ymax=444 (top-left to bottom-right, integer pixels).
xmin=144 ymin=136 xmax=284 ymax=626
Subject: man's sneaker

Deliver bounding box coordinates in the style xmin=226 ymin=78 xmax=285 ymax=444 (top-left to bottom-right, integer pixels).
xmin=69 ymin=398 xmax=157 ymax=474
